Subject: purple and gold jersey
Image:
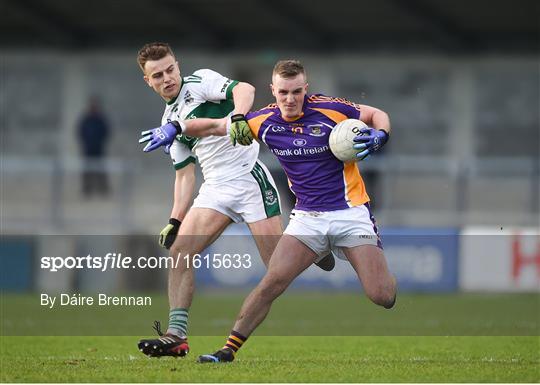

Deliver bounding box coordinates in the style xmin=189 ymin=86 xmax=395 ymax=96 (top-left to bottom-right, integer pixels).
xmin=246 ymin=94 xmax=370 ymax=211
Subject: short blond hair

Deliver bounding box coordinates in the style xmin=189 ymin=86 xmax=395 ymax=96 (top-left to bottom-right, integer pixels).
xmin=272 ymin=60 xmax=306 ymax=79
xmin=137 ymin=42 xmax=175 ymax=72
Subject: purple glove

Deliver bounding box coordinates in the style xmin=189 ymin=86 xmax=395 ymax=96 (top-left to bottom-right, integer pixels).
xmin=139 ymin=121 xmax=184 ymax=154
xmin=353 ymin=128 xmax=389 ymax=160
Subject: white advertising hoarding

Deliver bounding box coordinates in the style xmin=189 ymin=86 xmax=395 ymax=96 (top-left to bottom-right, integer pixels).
xmin=460 ymin=227 xmax=540 ymax=291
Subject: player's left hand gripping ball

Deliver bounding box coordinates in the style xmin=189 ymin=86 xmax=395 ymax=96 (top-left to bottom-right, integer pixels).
xmin=139 ymin=121 xmax=184 ymax=153
xmin=353 ymin=128 xmax=389 ymax=160
xmin=229 ymin=114 xmax=253 ymax=146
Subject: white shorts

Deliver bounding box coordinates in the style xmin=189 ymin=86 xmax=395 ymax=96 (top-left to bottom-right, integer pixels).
xmin=192 ymin=160 xmax=281 ymax=223
xmin=283 ymin=204 xmax=382 ymax=261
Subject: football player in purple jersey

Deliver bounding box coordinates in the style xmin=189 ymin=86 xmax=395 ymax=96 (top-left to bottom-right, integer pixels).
xmin=143 ymin=60 xmax=396 ymax=363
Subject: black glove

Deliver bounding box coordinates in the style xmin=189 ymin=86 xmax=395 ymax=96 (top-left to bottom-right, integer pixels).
xmin=229 ymin=114 xmax=253 ymax=146
xmin=159 ymin=218 xmax=181 ymax=249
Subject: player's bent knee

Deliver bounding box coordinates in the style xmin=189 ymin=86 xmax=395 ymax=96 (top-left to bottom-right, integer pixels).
xmin=370 ymin=292 xmax=396 ymax=309
xmin=380 ymin=287 xmax=397 ymax=309
xmin=384 ymin=293 xmax=396 ymax=309
xmin=366 ymin=282 xmax=396 ymax=309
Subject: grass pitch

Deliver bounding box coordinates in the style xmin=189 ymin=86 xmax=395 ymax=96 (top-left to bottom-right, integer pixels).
xmin=1 ymin=336 xmax=538 ymax=382
xmin=1 ymin=292 xmax=539 ymax=382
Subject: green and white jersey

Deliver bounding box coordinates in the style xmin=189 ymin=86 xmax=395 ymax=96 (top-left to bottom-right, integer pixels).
xmin=164 ymin=69 xmax=259 ymax=184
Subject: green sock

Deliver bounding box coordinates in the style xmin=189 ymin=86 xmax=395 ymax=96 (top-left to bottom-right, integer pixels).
xmin=167 ymin=308 xmax=188 ymax=337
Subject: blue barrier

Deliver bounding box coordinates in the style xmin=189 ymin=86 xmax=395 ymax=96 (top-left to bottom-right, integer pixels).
xmin=0 ymin=238 xmax=34 ymax=291
xmin=381 ymin=227 xmax=459 ymax=292
xmin=200 ymin=225 xmax=460 ymax=292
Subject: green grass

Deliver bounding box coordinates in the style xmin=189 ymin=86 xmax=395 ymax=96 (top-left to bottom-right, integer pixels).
xmin=1 ymin=293 xmax=539 ymax=382
xmin=2 ymin=292 xmax=539 ymax=336
xmin=1 ymin=336 xmax=538 ymax=382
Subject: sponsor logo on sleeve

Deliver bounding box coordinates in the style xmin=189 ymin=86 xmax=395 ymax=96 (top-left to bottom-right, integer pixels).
xmin=220 ymin=79 xmax=233 ymax=93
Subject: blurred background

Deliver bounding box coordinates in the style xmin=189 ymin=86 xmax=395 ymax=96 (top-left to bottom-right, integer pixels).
xmin=1 ymin=0 xmax=538 ymax=331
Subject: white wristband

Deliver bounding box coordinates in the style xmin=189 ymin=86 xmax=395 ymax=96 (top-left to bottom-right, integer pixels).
xmin=177 ymin=120 xmax=186 ymax=134
xmin=225 ymin=113 xmax=233 ymax=135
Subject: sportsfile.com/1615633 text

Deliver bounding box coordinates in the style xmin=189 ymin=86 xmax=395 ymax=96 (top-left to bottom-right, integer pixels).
xmin=40 ymin=253 xmax=252 ymax=272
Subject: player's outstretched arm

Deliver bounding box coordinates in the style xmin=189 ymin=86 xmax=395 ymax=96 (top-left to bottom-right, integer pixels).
xmin=184 ymin=82 xmax=255 ymax=143
xmin=185 ymin=114 xmax=256 ymax=147
xmin=353 ymin=105 xmax=391 ymax=160
xmin=139 ymin=118 xmax=227 ymax=153
xmin=183 ymin=118 xmax=227 ymax=137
